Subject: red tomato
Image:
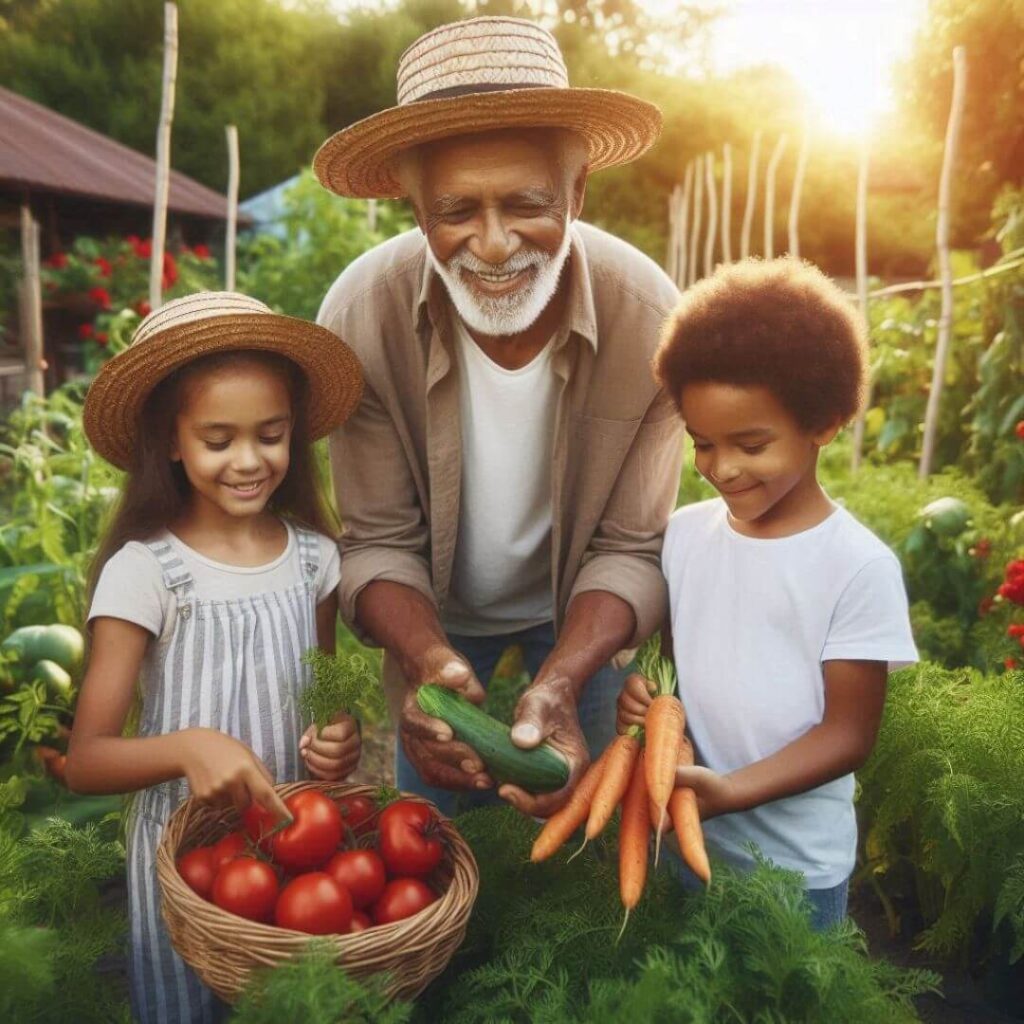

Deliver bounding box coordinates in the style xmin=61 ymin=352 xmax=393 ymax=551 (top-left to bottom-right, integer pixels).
xmin=211 ymin=831 xmax=248 ymax=870
xmin=349 ymin=910 xmax=372 ymax=933
xmin=378 ymin=800 xmax=443 ymax=877
xmin=177 ymin=846 xmax=217 ymax=901
xmin=325 ymin=849 xmax=387 ymax=909
xmin=242 ymin=803 xmax=279 ymax=853
xmin=275 ymin=872 xmax=353 ymax=934
xmin=372 ymin=878 xmax=436 ymax=925
xmin=211 ymin=857 xmax=279 ymax=923
xmin=337 ymin=795 xmax=376 ymax=837
xmin=267 ymin=791 xmax=343 ymax=872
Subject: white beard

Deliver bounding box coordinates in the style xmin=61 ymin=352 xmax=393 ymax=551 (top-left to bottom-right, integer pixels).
xmin=428 ymin=222 xmax=572 ymax=337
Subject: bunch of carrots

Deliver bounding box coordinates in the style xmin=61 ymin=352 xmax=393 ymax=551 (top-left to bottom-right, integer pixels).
xmin=530 ymin=636 xmax=710 ymax=939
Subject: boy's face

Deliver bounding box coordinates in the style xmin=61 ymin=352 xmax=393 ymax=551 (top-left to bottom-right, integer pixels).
xmin=680 ymin=382 xmax=839 ymax=531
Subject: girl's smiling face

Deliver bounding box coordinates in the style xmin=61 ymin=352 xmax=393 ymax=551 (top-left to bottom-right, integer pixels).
xmin=680 ymin=382 xmax=840 ymax=536
xmin=170 ymin=360 xmax=293 ymax=521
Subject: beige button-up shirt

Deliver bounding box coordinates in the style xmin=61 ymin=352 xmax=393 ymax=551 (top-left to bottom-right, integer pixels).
xmin=319 ymin=221 xmax=684 ymax=648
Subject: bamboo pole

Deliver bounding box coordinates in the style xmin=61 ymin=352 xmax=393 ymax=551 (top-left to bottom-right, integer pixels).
xmin=666 ymin=185 xmax=680 ymax=284
xmin=677 ymin=160 xmax=694 ymax=289
xmin=225 ymin=124 xmax=239 ymax=292
xmin=850 ymin=139 xmax=871 ymax=471
xmin=763 ymin=134 xmax=788 ymax=260
xmin=721 ymin=143 xmax=733 ymax=264
xmin=740 ymin=130 xmax=761 ymax=260
xmin=788 ymin=125 xmax=810 ymax=258
xmin=688 ymin=156 xmax=704 ymax=288
xmin=149 ymin=2 xmax=178 ymax=311
xmin=704 ymin=152 xmax=718 ymax=278
xmin=19 ymin=205 xmax=45 ymax=396
xmin=920 ymin=46 xmax=967 ymax=479
xmin=367 ymin=198 xmax=378 ymax=233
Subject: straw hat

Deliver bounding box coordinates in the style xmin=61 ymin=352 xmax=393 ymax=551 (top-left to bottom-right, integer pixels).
xmin=314 ymin=16 xmax=662 ymax=199
xmin=83 ymin=292 xmax=363 ymax=470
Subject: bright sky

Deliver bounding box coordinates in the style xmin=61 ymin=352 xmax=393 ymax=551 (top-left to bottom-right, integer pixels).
xmin=649 ymin=0 xmax=929 ymax=136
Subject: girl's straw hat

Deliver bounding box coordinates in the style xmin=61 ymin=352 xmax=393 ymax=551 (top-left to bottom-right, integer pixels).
xmin=83 ymin=291 xmax=364 ymax=470
xmin=314 ymin=16 xmax=662 ymax=199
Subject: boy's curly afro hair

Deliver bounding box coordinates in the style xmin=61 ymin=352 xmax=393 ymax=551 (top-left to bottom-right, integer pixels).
xmin=654 ymin=257 xmax=868 ymax=431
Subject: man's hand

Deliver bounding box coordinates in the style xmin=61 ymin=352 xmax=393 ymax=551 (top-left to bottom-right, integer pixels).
xmin=499 ymin=676 xmax=590 ymax=818
xmin=399 ymin=642 xmax=494 ymax=792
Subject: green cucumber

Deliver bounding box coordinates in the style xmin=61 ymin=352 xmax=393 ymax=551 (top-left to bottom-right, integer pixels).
xmin=416 ymin=684 xmax=570 ymax=793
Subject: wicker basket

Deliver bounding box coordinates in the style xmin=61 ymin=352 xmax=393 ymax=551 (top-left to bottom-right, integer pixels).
xmin=156 ymin=781 xmax=479 ymax=1003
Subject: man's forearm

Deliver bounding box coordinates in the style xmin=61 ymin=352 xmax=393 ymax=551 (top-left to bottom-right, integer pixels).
xmin=534 ymin=590 xmax=637 ymax=698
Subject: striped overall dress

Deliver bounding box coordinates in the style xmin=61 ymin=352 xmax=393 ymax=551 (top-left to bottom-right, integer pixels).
xmin=127 ymin=525 xmax=321 ymax=1024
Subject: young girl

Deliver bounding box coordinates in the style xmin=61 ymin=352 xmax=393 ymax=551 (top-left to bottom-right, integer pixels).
xmin=66 ymin=291 xmax=365 ymax=1023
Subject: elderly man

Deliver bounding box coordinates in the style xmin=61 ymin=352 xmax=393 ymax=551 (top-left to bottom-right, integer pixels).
xmin=315 ymin=16 xmax=683 ymax=817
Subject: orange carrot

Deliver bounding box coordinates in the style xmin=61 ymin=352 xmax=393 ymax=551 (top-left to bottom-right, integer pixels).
xmin=669 ymin=737 xmax=711 ymax=884
xmin=531 ymin=747 xmax=611 ymax=862
xmin=648 ymin=796 xmax=670 ymax=836
xmin=585 ymin=731 xmax=641 ymax=841
xmin=617 ymin=750 xmax=650 ymax=941
xmin=644 ymin=693 xmax=685 ymax=865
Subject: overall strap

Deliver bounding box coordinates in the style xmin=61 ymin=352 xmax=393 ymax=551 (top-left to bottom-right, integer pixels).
xmin=293 ymin=525 xmax=320 ymax=585
xmin=143 ymin=538 xmax=196 ymax=617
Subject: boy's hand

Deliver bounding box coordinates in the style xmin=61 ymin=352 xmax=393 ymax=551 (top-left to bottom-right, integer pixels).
xmin=300 ymin=713 xmax=361 ymax=781
xmin=616 ymin=672 xmax=656 ymax=733
xmin=674 ymin=764 xmax=740 ymax=820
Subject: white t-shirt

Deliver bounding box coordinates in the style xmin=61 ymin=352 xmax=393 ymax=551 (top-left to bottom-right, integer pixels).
xmin=442 ymin=316 xmax=557 ymax=636
xmin=88 ymin=521 xmax=341 ymax=638
xmin=663 ymin=498 xmax=918 ymax=887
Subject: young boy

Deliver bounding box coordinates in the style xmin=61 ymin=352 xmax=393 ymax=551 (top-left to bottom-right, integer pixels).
xmin=618 ymin=257 xmax=917 ymax=930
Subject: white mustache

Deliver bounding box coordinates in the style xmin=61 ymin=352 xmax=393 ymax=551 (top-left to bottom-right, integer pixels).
xmin=447 ymin=247 xmax=547 ymax=276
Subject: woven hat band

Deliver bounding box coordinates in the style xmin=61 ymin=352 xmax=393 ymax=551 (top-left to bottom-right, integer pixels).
xmin=413 ymin=80 xmax=551 ymax=103
xmin=397 ymin=18 xmax=568 ymax=104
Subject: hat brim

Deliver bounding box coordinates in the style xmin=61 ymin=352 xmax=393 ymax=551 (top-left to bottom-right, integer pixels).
xmin=83 ymin=312 xmax=364 ymax=471
xmin=313 ymin=87 xmax=662 ymax=199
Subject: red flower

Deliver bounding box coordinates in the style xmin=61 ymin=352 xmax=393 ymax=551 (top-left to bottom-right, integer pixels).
xmin=162 ymin=251 xmax=178 ymax=289
xmin=191 ymin=244 xmax=212 ymax=260
xmin=979 ymin=596 xmax=995 ymax=617
xmin=135 ymin=300 xmax=152 ymax=317
xmin=95 ymin=331 xmax=109 ymax=346
xmin=78 ymin=323 xmax=94 ymax=339
xmin=1005 ymin=657 xmax=1019 ymax=671
xmin=1016 ymin=421 xmax=1024 ymax=440
xmin=94 ymin=256 xmax=113 ymax=277
xmin=1008 ymin=624 xmax=1024 ymax=638
xmin=45 ymin=252 xmax=68 ymax=269
xmin=134 ymin=239 xmax=152 ymax=260
xmin=88 ymin=286 xmax=112 ymax=309
xmin=998 ymin=581 xmax=1024 ymax=605
xmin=973 ymin=537 xmax=992 ymax=559
xmin=125 ymin=235 xmax=141 ymax=246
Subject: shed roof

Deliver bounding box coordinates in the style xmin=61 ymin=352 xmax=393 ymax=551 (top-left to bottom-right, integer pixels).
xmin=0 ymin=86 xmax=237 ymax=220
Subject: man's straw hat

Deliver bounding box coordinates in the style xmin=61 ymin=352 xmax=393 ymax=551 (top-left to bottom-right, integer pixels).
xmin=83 ymin=292 xmax=363 ymax=470
xmin=314 ymin=16 xmax=662 ymax=199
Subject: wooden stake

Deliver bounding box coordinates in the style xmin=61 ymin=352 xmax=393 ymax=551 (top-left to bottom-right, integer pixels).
xmin=19 ymin=204 xmax=44 ymax=396
xmin=688 ymin=156 xmax=704 ymax=287
xmin=788 ymin=125 xmax=810 ymax=258
xmin=149 ymin=2 xmax=178 ymax=311
xmin=225 ymin=124 xmax=239 ymax=292
xmin=763 ymin=134 xmax=788 ymax=260
xmin=703 ymin=152 xmax=718 ymax=278
xmin=851 ymin=139 xmax=871 ymax=471
xmin=721 ymin=143 xmax=733 ymax=264
xmin=920 ymin=46 xmax=967 ymax=479
xmin=667 ymin=185 xmax=680 ymax=284
xmin=367 ymin=198 xmax=378 ymax=233
xmin=677 ymin=161 xmax=694 ymax=289
xmin=740 ymin=130 xmax=761 ymax=260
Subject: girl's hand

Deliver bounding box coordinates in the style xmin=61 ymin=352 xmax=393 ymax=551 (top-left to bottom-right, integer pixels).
xmin=674 ymin=764 xmax=740 ymax=820
xmin=616 ymin=672 xmax=656 ymax=733
xmin=300 ymin=713 xmax=361 ymax=781
xmin=178 ymin=728 xmax=291 ymax=821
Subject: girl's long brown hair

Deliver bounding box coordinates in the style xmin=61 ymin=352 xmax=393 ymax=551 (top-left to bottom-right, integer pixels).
xmin=88 ymin=350 xmax=339 ymax=599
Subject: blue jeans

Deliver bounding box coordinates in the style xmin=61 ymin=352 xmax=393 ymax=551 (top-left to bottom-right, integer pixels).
xmin=396 ymin=621 xmax=627 ymax=818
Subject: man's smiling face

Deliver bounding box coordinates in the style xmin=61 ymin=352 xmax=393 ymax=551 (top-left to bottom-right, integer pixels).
xmin=408 ymin=129 xmax=583 ymax=337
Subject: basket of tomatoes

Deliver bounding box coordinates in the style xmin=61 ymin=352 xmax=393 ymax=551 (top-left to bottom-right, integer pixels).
xmin=155 ymin=781 xmax=478 ymax=1003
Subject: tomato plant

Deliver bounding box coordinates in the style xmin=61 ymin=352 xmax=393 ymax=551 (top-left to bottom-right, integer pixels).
xmin=325 ymin=848 xmax=386 ymax=909
xmin=275 ymin=872 xmax=353 ymax=934
xmin=177 ymin=846 xmax=217 ymax=900
xmin=373 ymin=877 xmax=436 ymax=925
xmin=378 ymin=800 xmax=443 ymax=877
xmin=212 ymin=857 xmax=279 ymax=923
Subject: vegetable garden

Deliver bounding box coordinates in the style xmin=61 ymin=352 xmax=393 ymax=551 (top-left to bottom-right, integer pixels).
xmin=0 ymin=173 xmax=1022 ymax=1022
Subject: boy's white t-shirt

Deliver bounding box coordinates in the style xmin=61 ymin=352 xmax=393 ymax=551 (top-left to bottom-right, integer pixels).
xmin=663 ymin=498 xmax=918 ymax=888
xmin=88 ymin=521 xmax=341 ymax=636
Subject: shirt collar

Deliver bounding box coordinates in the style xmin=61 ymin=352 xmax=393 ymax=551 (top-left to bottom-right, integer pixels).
xmin=414 ymin=224 xmax=598 ymax=354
